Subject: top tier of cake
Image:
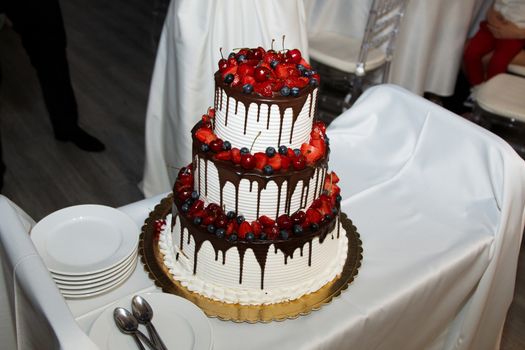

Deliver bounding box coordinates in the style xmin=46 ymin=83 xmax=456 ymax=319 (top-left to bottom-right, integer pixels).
xmin=214 ymin=74 xmax=317 ymax=153
xmin=212 ymin=46 xmax=320 ymax=153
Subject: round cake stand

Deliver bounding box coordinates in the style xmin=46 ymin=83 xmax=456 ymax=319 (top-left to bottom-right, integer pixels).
xmin=138 ymin=194 xmax=363 ymax=323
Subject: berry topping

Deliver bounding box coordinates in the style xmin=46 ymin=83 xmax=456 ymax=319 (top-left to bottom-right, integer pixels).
xmin=240 ymin=153 xmax=256 ymax=169
xmin=277 ymin=214 xmax=293 ymax=229
xmin=224 ymin=73 xmax=234 ymax=84
xmin=265 ymin=146 xmax=276 ymax=157
xmin=216 ymin=228 xmax=226 ymax=238
xmin=195 ymin=127 xmax=217 ymax=144
xmin=279 ymin=230 xmax=289 ymax=240
xmin=223 ymin=141 xmax=232 ymax=150
xmin=290 ymin=87 xmax=300 ymax=96
xmin=280 ymin=86 xmax=290 ymax=96
xmin=209 ymin=139 xmax=224 ymax=152
xmin=263 ymin=164 xmax=274 ymax=175
xmin=254 ymin=152 xmax=268 ymax=170
xmin=242 ymin=83 xmax=253 ymax=94
xmin=240 ymin=147 xmax=250 ymax=155
xmin=278 ymin=145 xmax=288 ymax=155
xmin=258 ymin=215 xmax=275 ymax=227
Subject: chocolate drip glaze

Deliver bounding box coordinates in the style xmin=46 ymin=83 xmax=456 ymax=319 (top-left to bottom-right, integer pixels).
xmin=214 ymin=73 xmax=316 ymax=146
xmin=172 ymin=201 xmax=340 ymax=290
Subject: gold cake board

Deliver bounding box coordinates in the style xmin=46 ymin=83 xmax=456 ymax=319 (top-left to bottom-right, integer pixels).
xmin=138 ymin=194 xmax=363 ymax=323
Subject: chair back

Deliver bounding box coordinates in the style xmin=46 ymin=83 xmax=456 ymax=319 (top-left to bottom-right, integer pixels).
xmin=0 ymin=196 xmax=98 ymax=350
xmin=357 ymin=0 xmax=408 ymax=81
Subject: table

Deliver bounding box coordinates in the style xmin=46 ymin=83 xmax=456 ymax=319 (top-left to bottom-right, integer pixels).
xmin=304 ymin=0 xmax=492 ymax=96
xmin=69 ymin=85 xmax=525 ymax=350
xmin=141 ymin=0 xmax=309 ymax=197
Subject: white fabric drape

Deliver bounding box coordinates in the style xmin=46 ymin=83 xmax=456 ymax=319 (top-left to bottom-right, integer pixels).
xmin=141 ymin=0 xmax=309 ymax=196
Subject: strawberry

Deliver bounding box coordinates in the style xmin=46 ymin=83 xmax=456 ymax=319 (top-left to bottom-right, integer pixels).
xmin=209 ymin=139 xmax=224 ymax=152
xmin=238 ymin=63 xmax=255 ymax=77
xmin=313 ymin=121 xmax=326 ymax=134
xmin=258 ymin=215 xmax=275 ymax=227
xmin=189 ymin=199 xmax=204 ymax=215
xmin=311 ymin=138 xmax=326 ymax=155
xmin=221 ymin=65 xmax=237 ymax=78
xmin=287 ymin=148 xmax=295 ymax=157
xmin=251 ymin=220 xmax=262 ymax=237
xmin=241 ymin=75 xmax=256 ymax=86
xmin=292 ymin=154 xmax=306 ymax=170
xmin=238 ymin=221 xmax=252 ymax=239
xmin=231 ymin=73 xmax=241 ymax=87
xmin=274 ymin=64 xmax=289 ymax=79
xmin=254 ymin=81 xmax=273 ymax=97
xmin=267 ymin=153 xmax=282 ymax=171
xmin=306 ymin=208 xmax=322 ymax=224
xmin=203 ymin=214 xmax=216 ymax=226
xmin=195 ymin=127 xmax=217 ymax=144
xmin=300 ymin=143 xmax=323 ymax=165
xmin=231 ymin=148 xmax=241 ymax=164
xmin=226 ymin=221 xmax=238 ymax=236
xmin=277 ymin=214 xmax=293 ymax=229
xmin=263 ymin=225 xmax=280 ymax=240
xmin=215 ymin=150 xmax=231 ymax=161
xmin=291 ymin=210 xmax=306 ymax=225
xmin=207 ymin=108 xmax=216 ymax=118
xmin=328 ymin=172 xmax=340 ymax=184
xmin=298 ymin=57 xmax=312 ymax=69
xmin=269 ymin=79 xmax=285 ymax=92
xmin=254 ymin=152 xmax=268 ymax=170
xmin=281 ymin=155 xmax=291 ymax=170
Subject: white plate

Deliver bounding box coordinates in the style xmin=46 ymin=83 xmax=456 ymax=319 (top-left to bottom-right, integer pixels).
xmin=60 ymin=259 xmax=136 ymax=299
xmin=31 ymin=205 xmax=139 ymax=275
xmin=51 ymin=248 xmax=137 ymax=283
xmin=55 ymin=254 xmax=137 ymax=289
xmin=89 ymin=292 xmax=213 ymax=350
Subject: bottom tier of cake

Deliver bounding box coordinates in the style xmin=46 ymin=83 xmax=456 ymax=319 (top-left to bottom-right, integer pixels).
xmin=159 ymin=213 xmax=348 ymax=305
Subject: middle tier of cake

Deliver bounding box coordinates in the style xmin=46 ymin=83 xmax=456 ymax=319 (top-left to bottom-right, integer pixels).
xmin=193 ymin=152 xmax=328 ymax=222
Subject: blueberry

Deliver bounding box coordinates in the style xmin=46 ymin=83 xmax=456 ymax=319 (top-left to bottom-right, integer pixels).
xmin=290 ymin=87 xmax=300 ymax=97
xmin=236 ymin=215 xmax=245 ymax=224
xmin=324 ymin=214 xmax=332 ymax=221
xmin=278 ymin=145 xmax=288 ymax=155
xmin=310 ymin=223 xmax=320 ymax=231
xmin=265 ymin=146 xmax=276 ymax=157
xmin=270 ymin=60 xmax=279 ymax=69
xmin=181 ymin=203 xmax=190 ymax=212
xmin=279 ymin=229 xmax=289 ymax=240
xmin=201 ymin=144 xmax=209 ymax=152
xmin=336 ymin=194 xmax=342 ymax=202
xmin=228 ymin=52 xmax=236 ymax=59
xmin=193 ymin=216 xmax=202 ymax=225
xmin=297 ymin=64 xmax=306 ymax=71
xmin=280 ymin=86 xmax=291 ymax=96
xmin=223 ymin=141 xmax=232 ymax=150
xmin=303 ymin=69 xmax=313 ymax=77
xmin=263 ymin=165 xmax=274 ymax=175
xmin=226 ymin=211 xmax=236 ymax=219
xmin=191 ymin=191 xmax=199 ymax=200
xmin=242 ymin=83 xmax=253 ymax=94
xmin=309 ymin=78 xmax=319 ymax=87
xmin=322 ymin=189 xmax=330 ymax=196
xmin=293 ymin=225 xmax=303 ymax=235
xmin=206 ymin=224 xmax=215 ymax=234
xmin=184 ymin=198 xmax=194 ymax=206
xmin=228 ymin=234 xmax=238 ymax=242
xmin=259 ymin=232 xmax=267 ymax=240
xmin=246 ymin=232 xmax=255 ymax=241
xmin=237 ymin=54 xmax=247 ymax=63
xmin=293 ymin=148 xmax=301 ymax=156
xmin=224 ymin=74 xmax=234 ymax=84
xmin=240 ymin=147 xmax=250 ymax=155
xmin=216 ymin=228 xmax=226 ymax=238
xmin=332 ymin=207 xmax=338 ymax=216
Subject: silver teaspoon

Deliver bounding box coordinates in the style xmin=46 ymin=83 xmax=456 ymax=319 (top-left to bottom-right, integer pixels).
xmin=113 ymin=307 xmax=159 ymax=350
xmin=132 ymin=295 xmax=168 ymax=350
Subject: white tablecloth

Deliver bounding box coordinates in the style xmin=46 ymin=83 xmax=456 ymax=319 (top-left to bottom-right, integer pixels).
xmin=141 ymin=0 xmax=309 ymax=197
xmin=59 ymin=85 xmax=525 ymax=349
xmin=305 ymin=0 xmax=492 ymax=96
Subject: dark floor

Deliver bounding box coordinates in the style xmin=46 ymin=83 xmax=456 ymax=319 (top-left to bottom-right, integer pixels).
xmin=0 ymin=1 xmax=523 ymax=348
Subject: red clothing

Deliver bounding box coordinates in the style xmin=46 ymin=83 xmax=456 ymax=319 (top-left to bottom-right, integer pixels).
xmin=463 ymin=21 xmax=525 ymax=86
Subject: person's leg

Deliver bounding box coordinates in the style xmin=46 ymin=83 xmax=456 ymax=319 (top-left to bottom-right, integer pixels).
xmin=487 ymin=39 xmax=525 ymax=79
xmin=464 ymin=21 xmax=497 ymax=86
xmin=4 ymin=0 xmax=104 ymax=152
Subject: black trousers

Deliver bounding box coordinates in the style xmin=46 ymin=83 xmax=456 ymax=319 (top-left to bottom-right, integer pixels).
xmin=1 ymin=0 xmax=79 ymax=136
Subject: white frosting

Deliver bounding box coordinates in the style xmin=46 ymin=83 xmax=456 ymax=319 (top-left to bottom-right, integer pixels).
xmin=214 ymin=88 xmax=317 ymax=152
xmin=159 ymin=214 xmax=348 ymax=305
xmin=195 ymin=156 xmax=327 ymax=221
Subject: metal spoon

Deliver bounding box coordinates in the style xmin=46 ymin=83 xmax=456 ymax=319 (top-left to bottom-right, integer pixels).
xmin=132 ymin=295 xmax=168 ymax=350
xmin=113 ymin=307 xmax=159 ymax=350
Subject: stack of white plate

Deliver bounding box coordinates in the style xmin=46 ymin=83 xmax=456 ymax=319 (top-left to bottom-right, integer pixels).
xmin=31 ymin=204 xmax=139 ymax=299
